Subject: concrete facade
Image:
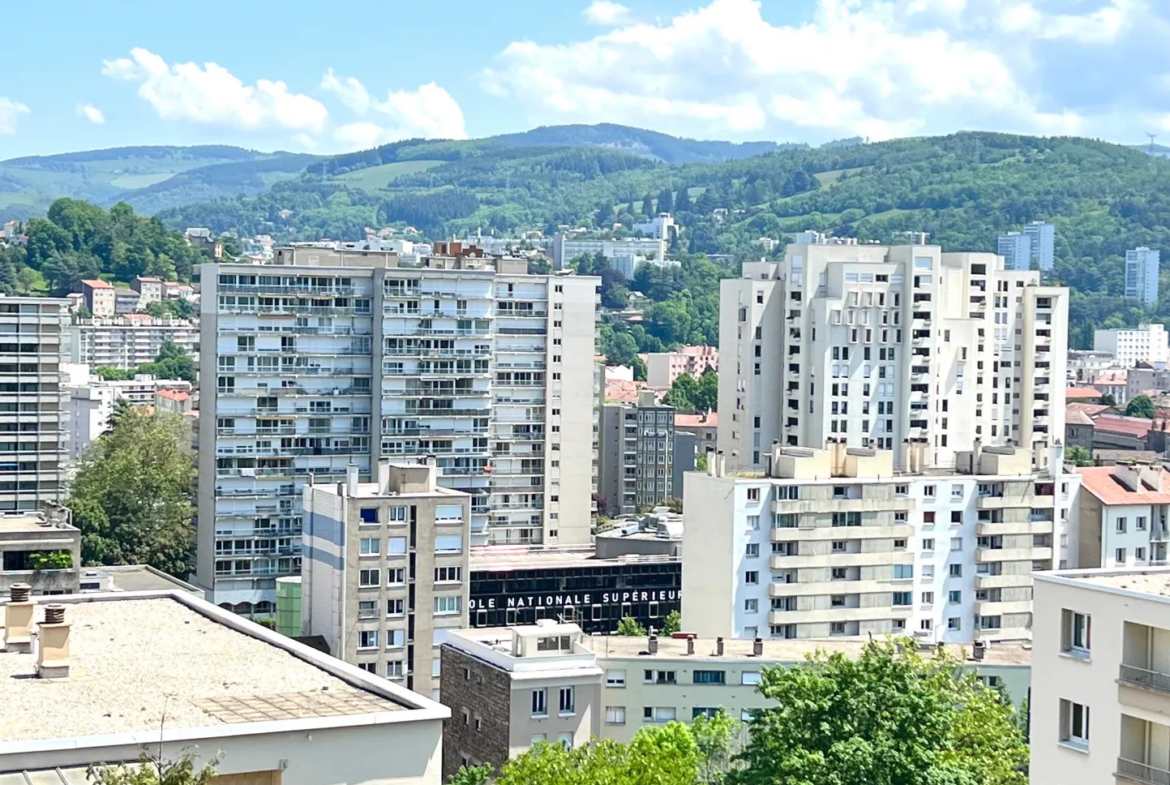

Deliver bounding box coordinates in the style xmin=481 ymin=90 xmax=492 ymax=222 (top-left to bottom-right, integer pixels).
xmin=0 ymin=297 xmax=69 ymax=511
xmin=0 ymin=506 xmax=79 ymax=595
xmin=197 ymin=248 xmax=598 ymax=611
xmin=80 ymin=279 xmax=115 ymax=318
xmin=718 ymin=243 xmax=1069 ymax=473
xmin=682 ymin=442 xmax=1076 ymax=644
xmin=69 ymin=317 xmax=199 ymax=370
xmin=1094 ymin=323 xmax=1170 ymax=367
xmin=1069 ymin=464 xmax=1170 ymax=570
xmin=1126 ymin=247 xmax=1161 ymax=307
xmin=598 ymin=392 xmax=675 ymax=515
xmin=302 ymin=461 xmax=470 ymax=699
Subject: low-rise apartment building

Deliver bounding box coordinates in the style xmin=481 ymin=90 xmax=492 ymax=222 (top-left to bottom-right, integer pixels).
xmin=80 ymin=279 xmax=115 ymax=317
xmin=302 ymin=460 xmax=471 ymax=699
xmin=683 ymin=442 xmax=1076 ymax=644
xmin=645 ymin=346 xmax=717 ymax=389
xmin=0 ymin=589 xmax=447 ymax=784
xmin=1070 ymin=463 xmax=1170 ymax=569
xmin=1030 ymin=567 xmax=1170 ymax=785
xmin=441 ymin=622 xmax=1030 ymax=779
xmin=69 ymin=316 xmax=199 ymax=370
xmin=1094 ymin=323 xmax=1170 ymax=367
xmin=0 ymin=505 xmax=79 ymax=595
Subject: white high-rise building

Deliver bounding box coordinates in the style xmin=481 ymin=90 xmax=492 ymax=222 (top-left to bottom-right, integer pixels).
xmin=1125 ymin=247 xmax=1160 ymax=306
xmin=683 ymin=442 xmax=1076 ymax=644
xmin=1092 ymin=323 xmax=1170 ymax=366
xmin=717 ymin=242 xmax=1069 ymax=472
xmin=196 ymin=247 xmax=598 ymax=614
xmin=997 ymin=222 xmax=1055 ymax=271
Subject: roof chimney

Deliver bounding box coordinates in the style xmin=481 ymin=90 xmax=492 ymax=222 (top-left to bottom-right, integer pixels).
xmin=4 ymin=583 xmax=34 ymax=653
xmin=648 ymin=634 xmax=658 ymax=655
xmin=686 ymin=637 xmax=695 ymax=656
xmin=36 ymin=604 xmax=70 ymax=679
xmin=753 ymin=637 xmax=764 ymax=657
xmin=715 ymin=637 xmax=724 ymax=656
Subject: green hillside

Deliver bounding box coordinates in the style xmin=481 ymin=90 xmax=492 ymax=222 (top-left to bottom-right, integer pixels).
xmin=0 ymin=145 xmax=315 ymax=222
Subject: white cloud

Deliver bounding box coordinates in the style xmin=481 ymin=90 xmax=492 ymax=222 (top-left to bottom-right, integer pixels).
xmin=76 ymin=103 xmax=106 ymax=125
xmin=0 ymin=98 xmax=29 ymax=135
xmin=102 ymin=48 xmax=327 ymax=132
xmin=322 ymin=73 xmax=467 ymax=148
xmin=583 ymin=0 xmax=631 ymax=25
xmin=481 ymin=0 xmax=1170 ymax=143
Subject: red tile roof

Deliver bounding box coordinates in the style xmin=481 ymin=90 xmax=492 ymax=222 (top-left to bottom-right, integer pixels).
xmin=1077 ymin=466 xmax=1170 ymax=505
xmin=1065 ymin=386 xmax=1104 ymax=400
xmin=81 ymin=279 xmax=114 ymax=289
xmin=1091 ymin=414 xmax=1154 ymax=439
xmin=156 ymin=389 xmax=190 ymax=402
xmin=675 ymin=412 xmax=717 ymax=428
xmin=1092 ymin=371 xmax=1128 ymax=386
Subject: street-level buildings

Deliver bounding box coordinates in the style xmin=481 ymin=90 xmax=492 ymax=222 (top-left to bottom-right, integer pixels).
xmin=683 ymin=442 xmax=1076 ymax=644
xmin=0 ymin=297 xmax=69 ymax=512
xmin=0 ymin=590 xmax=447 ymax=785
xmin=718 ymin=242 xmax=1069 ymax=473
xmin=1030 ymin=568 xmax=1170 ymax=785
xmin=197 ymin=247 xmax=597 ymax=613
xmin=440 ymin=622 xmax=1031 ymax=779
xmin=69 ymin=316 xmax=199 ymax=370
xmin=1093 ymin=323 xmax=1170 ymax=367
xmin=302 ymin=461 xmax=470 ymax=699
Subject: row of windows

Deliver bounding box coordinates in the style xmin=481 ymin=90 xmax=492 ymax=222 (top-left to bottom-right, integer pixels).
xmin=358 ymin=535 xmax=463 ymax=555
xmin=358 ymin=567 xmax=463 ymax=586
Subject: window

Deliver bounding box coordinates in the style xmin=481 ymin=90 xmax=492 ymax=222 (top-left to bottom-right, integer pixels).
xmin=693 ymin=670 xmax=726 ymax=685
xmin=606 ymin=670 xmax=626 ymax=687
xmin=1117 ymin=517 xmax=1127 ymax=533
xmin=922 ymin=538 xmax=935 ymax=551
xmin=948 ymin=590 xmax=961 ymax=604
xmin=1137 ymin=547 xmax=1148 ymax=562
xmin=923 ymin=485 xmax=936 ymax=498
xmin=644 ymin=670 xmax=677 ymax=684
xmin=745 ymin=543 xmax=760 ymax=558
xmin=559 ymin=686 xmax=575 ymax=715
xmin=1059 ymin=700 xmax=1090 ymax=748
xmin=1115 ymin=548 xmax=1127 ymax=564
xmin=922 ymin=591 xmax=934 ymax=605
xmin=744 ymin=598 xmax=758 ymax=613
xmin=741 ymin=671 xmax=761 ymax=685
xmin=387 ymin=568 xmax=406 ymax=585
xmin=949 ymin=564 xmax=962 ymax=577
xmin=435 ymin=566 xmax=462 ymax=583
xmin=389 ymin=505 xmax=408 ymax=522
xmin=606 ymin=706 xmax=626 ymax=725
xmin=747 ymin=487 xmax=760 ymax=501
xmin=643 ymin=706 xmax=677 ymax=723
xmin=435 ymin=596 xmax=462 ymax=615
xmin=893 ymin=591 xmax=912 ymax=606
xmin=531 ymin=734 xmax=546 ymax=745
xmin=745 ymin=571 xmax=759 ymax=585
xmin=951 ymin=511 xmax=962 ymax=524
xmin=746 ymin=514 xmax=760 ymax=530
xmin=1138 ymin=516 xmax=1148 ymax=531
xmin=386 ymin=537 xmax=407 ymax=555
xmin=1061 ymin=610 xmax=1091 ymax=657
xmin=387 ymin=598 xmax=404 ymax=617
xmin=948 ymin=617 xmax=962 ymax=631
xmin=532 ymin=689 xmax=548 ymax=717
xmin=359 ymin=569 xmax=379 ymax=587
xmin=893 ymin=564 xmax=914 ymax=579
xmin=359 ymin=537 xmax=379 ymax=555
xmin=951 ymin=537 xmax=963 ymax=550
xmin=358 ymin=630 xmax=379 ymax=650
xmin=359 ymin=508 xmax=379 ymax=524
xmin=436 ymin=535 xmax=464 ymax=553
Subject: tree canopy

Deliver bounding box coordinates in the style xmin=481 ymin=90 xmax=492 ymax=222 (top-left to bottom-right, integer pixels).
xmin=68 ymin=407 xmax=196 ymax=577
xmin=1126 ymin=393 xmax=1157 ymax=420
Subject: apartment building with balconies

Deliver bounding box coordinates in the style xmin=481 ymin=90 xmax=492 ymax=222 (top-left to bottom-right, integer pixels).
xmin=302 ymin=461 xmax=470 ymax=699
xmin=717 ymin=242 xmax=1069 ymax=473
xmin=598 ymin=391 xmax=675 ymax=516
xmin=1031 ymin=567 xmax=1170 ymax=785
xmin=196 ymin=247 xmax=597 ymax=613
xmin=1070 ymin=463 xmax=1170 ymax=570
xmin=69 ymin=316 xmax=199 ymax=370
xmin=0 ymin=297 xmax=69 ymax=512
xmin=683 ymin=441 xmax=1077 ymax=644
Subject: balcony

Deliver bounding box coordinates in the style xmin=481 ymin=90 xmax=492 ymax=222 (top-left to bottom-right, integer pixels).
xmin=976 ymin=494 xmax=1052 ymax=510
xmin=772 ymin=497 xmax=914 ymax=514
xmin=975 ymin=521 xmax=1053 ymax=536
xmin=974 ymin=573 xmax=1032 ymax=589
xmin=1117 ymin=758 xmax=1170 ymax=785
xmin=972 ymin=599 xmax=1032 ymax=615
xmin=1120 ymin=665 xmax=1170 ymax=694
xmin=975 ymin=547 xmax=1051 ymax=563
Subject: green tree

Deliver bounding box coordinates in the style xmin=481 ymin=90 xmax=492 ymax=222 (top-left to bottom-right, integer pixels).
xmin=138 ymin=340 xmax=196 ymax=382
xmin=728 ymin=639 xmax=1028 ymax=785
xmin=657 ymin=188 xmax=674 ymax=215
xmin=1127 ymin=393 xmax=1156 ymax=419
xmin=88 ymin=750 xmax=219 ymax=785
xmin=616 ymin=616 xmax=646 ymax=636
xmin=445 ymin=764 xmax=492 ymax=785
xmin=68 ymin=408 xmax=195 ymax=577
xmin=692 ymin=709 xmax=745 ymax=784
xmin=661 ymin=609 xmax=681 ymax=636
xmin=496 ymin=724 xmax=699 ymax=785
xmin=1102 ymin=392 xmax=1118 ymax=407
xmin=107 ymin=398 xmax=133 ymax=430
xmin=95 ymin=366 xmax=134 ymax=381
xmin=528 ymin=257 xmax=551 ymax=275
xmin=641 ymin=194 xmax=654 ymax=216
xmin=696 ymin=452 xmax=708 ymax=471
xmin=1066 ymin=445 xmax=1094 ymax=467
xmin=695 ymin=368 xmax=719 ymax=412
xmin=664 ymin=373 xmax=700 ymax=411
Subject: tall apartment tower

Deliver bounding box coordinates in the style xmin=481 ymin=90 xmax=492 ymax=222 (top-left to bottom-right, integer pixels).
xmin=598 ymin=390 xmax=676 ymax=515
xmin=718 ymin=242 xmax=1069 ymax=472
xmin=197 ymin=247 xmax=598 ymax=613
xmin=997 ymin=222 xmax=1055 ymax=272
xmin=996 ymin=233 xmax=1032 ymax=272
xmin=1125 ymin=247 xmax=1160 ymax=306
xmin=0 ymin=297 xmax=69 ymax=512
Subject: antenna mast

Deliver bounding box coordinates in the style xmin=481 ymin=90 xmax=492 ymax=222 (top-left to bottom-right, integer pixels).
xmin=1148 ymin=133 xmax=1158 ymax=155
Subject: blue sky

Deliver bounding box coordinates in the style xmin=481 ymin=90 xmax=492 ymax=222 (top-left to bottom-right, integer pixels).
xmin=0 ymin=0 xmax=1165 ymax=158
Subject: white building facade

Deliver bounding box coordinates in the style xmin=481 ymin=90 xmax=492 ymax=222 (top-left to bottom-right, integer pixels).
xmin=1126 ymin=247 xmax=1161 ymax=306
xmin=718 ymin=242 xmax=1069 ymax=472
xmin=197 ymin=247 xmax=598 ymax=612
xmin=69 ymin=317 xmax=199 ymax=370
xmin=682 ymin=443 xmax=1077 ymax=645
xmin=1093 ymin=323 xmax=1170 ymax=366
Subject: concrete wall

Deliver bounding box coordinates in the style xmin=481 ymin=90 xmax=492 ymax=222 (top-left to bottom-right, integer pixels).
xmin=440 ymin=646 xmax=512 ymax=779
xmin=681 ymin=472 xmax=738 ymax=637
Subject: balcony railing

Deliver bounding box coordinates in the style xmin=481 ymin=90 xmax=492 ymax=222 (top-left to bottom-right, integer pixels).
xmin=1119 ymin=664 xmax=1170 ymax=694
xmin=1117 ymin=757 xmax=1170 ymax=785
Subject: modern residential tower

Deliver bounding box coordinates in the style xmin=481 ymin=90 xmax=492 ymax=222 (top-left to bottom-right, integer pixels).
xmin=197 ymin=246 xmax=598 ymax=614
xmin=717 ymin=241 xmax=1069 ymax=473
xmin=1125 ymin=246 xmax=1160 ymax=306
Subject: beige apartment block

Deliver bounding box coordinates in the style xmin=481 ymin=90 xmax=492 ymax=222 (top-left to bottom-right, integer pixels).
xmin=718 ymin=241 xmax=1069 ymax=472
xmin=302 ymin=461 xmax=470 ymax=699
xmin=683 ymin=442 xmax=1075 ymax=645
xmin=441 ymin=622 xmax=1030 ymax=777
xmin=1031 ymin=567 xmax=1170 ymax=785
xmin=197 ymin=246 xmax=598 ymax=613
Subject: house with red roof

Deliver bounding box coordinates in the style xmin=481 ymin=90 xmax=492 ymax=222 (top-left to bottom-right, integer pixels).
xmin=1074 ymin=463 xmax=1170 ymax=567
